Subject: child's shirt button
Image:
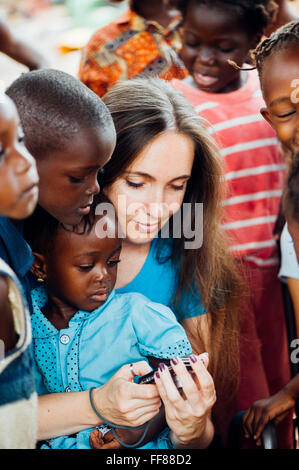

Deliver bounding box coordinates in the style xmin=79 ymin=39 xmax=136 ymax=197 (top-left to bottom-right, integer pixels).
xmin=60 ymin=334 xmax=70 ymax=345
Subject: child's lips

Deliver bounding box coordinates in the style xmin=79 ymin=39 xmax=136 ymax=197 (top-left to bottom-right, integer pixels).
xmin=193 ymin=72 xmax=219 ymax=88
xmin=90 ymin=288 xmax=110 ymax=302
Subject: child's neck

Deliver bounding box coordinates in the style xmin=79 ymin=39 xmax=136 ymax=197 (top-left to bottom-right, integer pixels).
xmin=133 ymin=0 xmax=174 ymax=28
xmin=42 ymin=294 xmax=77 ymax=331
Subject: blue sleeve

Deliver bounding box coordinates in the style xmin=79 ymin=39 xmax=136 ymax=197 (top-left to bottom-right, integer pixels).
xmin=170 ymin=283 xmax=207 ymax=322
xmin=131 ymin=296 xmax=192 ymax=359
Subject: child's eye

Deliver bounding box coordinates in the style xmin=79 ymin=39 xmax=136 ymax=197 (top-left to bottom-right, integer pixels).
xmin=219 ymin=46 xmax=234 ymax=53
xmin=107 ymin=259 xmax=121 ymax=267
xmin=0 ymin=145 xmax=4 ymax=159
xmin=77 ymin=264 xmax=93 ymax=271
xmin=70 ymin=176 xmax=86 ymax=184
xmin=277 ymin=111 xmax=295 ymax=119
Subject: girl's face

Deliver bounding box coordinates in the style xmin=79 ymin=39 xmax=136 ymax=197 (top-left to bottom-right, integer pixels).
xmin=180 ymin=2 xmax=257 ymax=93
xmin=104 ymin=131 xmax=195 ymax=245
xmin=261 ymin=46 xmax=299 ymax=155
xmin=0 ymin=95 xmax=39 ymax=219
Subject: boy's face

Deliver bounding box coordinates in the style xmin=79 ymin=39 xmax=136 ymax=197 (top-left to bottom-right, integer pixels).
xmin=0 ymin=95 xmax=39 ymax=219
xmin=180 ymin=2 xmax=256 ymax=93
xmin=41 ymin=214 xmax=121 ymax=312
xmin=261 ymin=46 xmax=299 ymax=155
xmin=36 ymin=126 xmax=115 ymax=226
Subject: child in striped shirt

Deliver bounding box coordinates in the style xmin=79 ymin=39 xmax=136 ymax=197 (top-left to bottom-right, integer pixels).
xmin=172 ymin=0 xmax=292 ymax=448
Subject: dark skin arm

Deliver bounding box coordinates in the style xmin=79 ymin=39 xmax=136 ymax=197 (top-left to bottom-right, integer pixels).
xmin=89 ymin=357 xmax=169 ymax=449
xmin=0 ymin=274 xmax=18 ymax=354
xmin=0 ymin=19 xmax=47 ymax=70
xmin=242 ymin=374 xmax=299 ymax=446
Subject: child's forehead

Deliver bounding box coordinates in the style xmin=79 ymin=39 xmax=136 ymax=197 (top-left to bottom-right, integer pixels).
xmin=262 ymin=47 xmax=299 ymax=96
xmin=56 ymin=213 xmax=121 ymax=250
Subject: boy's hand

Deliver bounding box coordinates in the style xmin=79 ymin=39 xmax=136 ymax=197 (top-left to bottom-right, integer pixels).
xmin=242 ymin=390 xmax=296 ymax=445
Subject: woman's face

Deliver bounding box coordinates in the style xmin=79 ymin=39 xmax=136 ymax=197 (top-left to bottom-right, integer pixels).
xmin=104 ymin=130 xmax=195 ymax=245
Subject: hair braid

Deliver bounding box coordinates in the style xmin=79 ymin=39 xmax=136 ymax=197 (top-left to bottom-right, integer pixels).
xmin=252 ymin=20 xmax=299 ymax=79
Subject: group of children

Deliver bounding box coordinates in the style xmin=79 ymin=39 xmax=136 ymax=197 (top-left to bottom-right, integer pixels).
xmin=0 ymin=0 xmax=299 ymax=449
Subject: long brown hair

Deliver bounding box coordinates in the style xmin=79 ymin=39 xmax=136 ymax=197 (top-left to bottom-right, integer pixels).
xmin=101 ymin=77 xmax=240 ymax=412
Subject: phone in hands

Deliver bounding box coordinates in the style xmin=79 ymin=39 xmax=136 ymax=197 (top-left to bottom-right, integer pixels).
xmin=137 ymin=357 xmax=194 ymax=388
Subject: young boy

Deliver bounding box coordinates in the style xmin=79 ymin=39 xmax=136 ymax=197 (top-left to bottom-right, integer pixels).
xmin=2 ymin=69 xmax=116 ymax=310
xmin=0 ymin=93 xmax=39 ymax=448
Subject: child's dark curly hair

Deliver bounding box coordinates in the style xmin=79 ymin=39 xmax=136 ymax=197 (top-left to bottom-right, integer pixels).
xmin=283 ymin=152 xmax=299 ymax=222
xmin=177 ymin=0 xmax=278 ymax=37
xmin=252 ymin=20 xmax=299 ymax=80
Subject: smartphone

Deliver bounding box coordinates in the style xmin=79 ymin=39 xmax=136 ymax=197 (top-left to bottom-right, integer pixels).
xmin=137 ymin=357 xmax=193 ymax=387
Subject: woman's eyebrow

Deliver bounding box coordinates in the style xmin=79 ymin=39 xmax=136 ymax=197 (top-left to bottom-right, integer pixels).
xmin=124 ymin=171 xmax=190 ymax=182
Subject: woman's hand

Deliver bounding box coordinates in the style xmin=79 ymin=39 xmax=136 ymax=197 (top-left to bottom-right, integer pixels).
xmin=92 ymin=361 xmax=162 ymax=427
xmin=154 ymin=353 xmax=216 ymax=449
xmin=242 ymin=389 xmax=296 ymax=446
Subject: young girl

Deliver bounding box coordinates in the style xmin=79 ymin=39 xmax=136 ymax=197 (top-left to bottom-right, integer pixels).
xmin=172 ymin=0 xmax=291 ymax=447
xmin=243 ymin=154 xmax=299 ymax=446
xmin=0 ymin=94 xmax=39 ymax=448
xmin=24 ymin=196 xmax=214 ymax=449
xmin=241 ymin=19 xmax=299 ymax=447
xmin=253 ymin=19 xmax=299 ymax=341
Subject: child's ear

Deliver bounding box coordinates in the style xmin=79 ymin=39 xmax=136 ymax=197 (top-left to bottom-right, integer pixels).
xmin=260 ymin=107 xmax=274 ymax=128
xmin=31 ymin=252 xmax=47 ymax=282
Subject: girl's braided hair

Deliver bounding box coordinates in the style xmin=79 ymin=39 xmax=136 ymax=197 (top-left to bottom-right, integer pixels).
xmin=177 ymin=0 xmax=278 ymax=37
xmin=252 ymin=20 xmax=299 ymax=79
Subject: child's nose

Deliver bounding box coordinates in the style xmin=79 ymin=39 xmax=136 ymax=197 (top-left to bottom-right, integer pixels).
xmin=86 ymin=175 xmax=100 ymax=196
xmin=14 ymin=147 xmax=38 ymax=177
xmin=198 ymin=46 xmax=215 ymax=65
xmin=94 ymin=265 xmax=109 ymax=282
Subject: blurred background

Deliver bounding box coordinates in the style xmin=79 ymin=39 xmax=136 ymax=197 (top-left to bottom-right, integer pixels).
xmin=0 ymin=0 xmax=298 ymax=89
xmin=0 ymin=0 xmax=128 ymax=87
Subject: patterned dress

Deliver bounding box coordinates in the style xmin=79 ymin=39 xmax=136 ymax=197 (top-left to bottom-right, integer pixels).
xmin=79 ymin=9 xmax=188 ymax=97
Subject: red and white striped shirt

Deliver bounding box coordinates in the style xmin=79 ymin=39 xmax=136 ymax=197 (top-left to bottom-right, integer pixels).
xmin=172 ymin=71 xmax=287 ymax=267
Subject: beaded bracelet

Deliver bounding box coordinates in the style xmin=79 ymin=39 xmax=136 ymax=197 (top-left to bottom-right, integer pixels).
xmin=89 ymin=387 xmax=150 ymax=449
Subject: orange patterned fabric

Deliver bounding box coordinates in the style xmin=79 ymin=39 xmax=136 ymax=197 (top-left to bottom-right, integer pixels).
xmin=78 ymin=10 xmax=188 ymax=97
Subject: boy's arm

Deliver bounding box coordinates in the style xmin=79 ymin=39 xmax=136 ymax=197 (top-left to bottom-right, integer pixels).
xmin=0 ymin=19 xmax=47 ymax=70
xmin=242 ymin=375 xmax=299 ymax=445
xmin=0 ymin=275 xmax=17 ymax=353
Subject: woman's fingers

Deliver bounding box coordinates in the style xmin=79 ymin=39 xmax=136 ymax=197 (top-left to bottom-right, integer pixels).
xmin=155 ymin=362 xmax=184 ymax=404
